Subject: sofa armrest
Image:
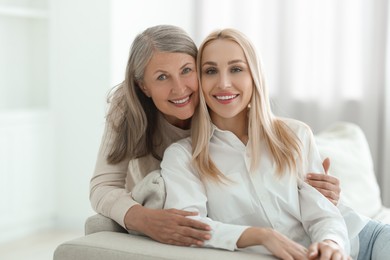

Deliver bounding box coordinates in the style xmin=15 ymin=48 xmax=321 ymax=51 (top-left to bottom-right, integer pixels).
xmin=85 ymin=214 xmax=127 ymax=235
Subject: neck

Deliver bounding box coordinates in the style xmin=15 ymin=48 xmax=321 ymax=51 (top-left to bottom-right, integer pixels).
xmin=211 ymin=110 xmax=248 ymax=144
xmin=165 ymin=116 xmax=191 ymax=130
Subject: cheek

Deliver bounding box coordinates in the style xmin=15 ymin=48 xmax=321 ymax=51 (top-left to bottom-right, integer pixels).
xmin=201 ymin=77 xmax=213 ymax=91
xmin=149 ymin=85 xmax=170 ymax=101
xmin=186 ymin=75 xmax=199 ymax=91
xmin=241 ymin=76 xmax=253 ymax=91
xmin=201 ymin=83 xmax=212 ymax=99
xmin=201 ymin=87 xmax=213 ymax=106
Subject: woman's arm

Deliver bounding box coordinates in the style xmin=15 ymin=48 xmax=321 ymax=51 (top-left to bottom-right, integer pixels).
xmin=90 ymin=116 xmax=136 ymax=228
xmin=90 ymin=109 xmax=210 ymax=246
xmin=299 ymin=125 xmax=350 ymax=256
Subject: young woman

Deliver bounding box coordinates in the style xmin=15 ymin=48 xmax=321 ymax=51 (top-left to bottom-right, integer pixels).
xmin=89 ymin=24 xmax=343 ymax=248
xmin=160 ymin=28 xmax=390 ymax=259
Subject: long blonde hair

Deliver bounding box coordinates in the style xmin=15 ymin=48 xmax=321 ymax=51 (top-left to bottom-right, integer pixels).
xmin=106 ymin=25 xmax=197 ymax=164
xmin=192 ymin=28 xmax=302 ymax=181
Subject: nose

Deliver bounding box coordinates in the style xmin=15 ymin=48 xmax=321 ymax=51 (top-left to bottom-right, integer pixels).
xmin=218 ymin=72 xmax=232 ymax=89
xmin=171 ymin=77 xmax=186 ymax=95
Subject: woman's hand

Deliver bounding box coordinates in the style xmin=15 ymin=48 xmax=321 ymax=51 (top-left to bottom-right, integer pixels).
xmin=308 ymin=240 xmax=351 ymax=260
xmin=262 ymin=229 xmax=308 ymax=260
xmin=238 ymin=227 xmax=308 ymax=260
xmin=124 ymin=205 xmax=211 ymax=246
xmin=306 ymin=158 xmax=341 ymax=205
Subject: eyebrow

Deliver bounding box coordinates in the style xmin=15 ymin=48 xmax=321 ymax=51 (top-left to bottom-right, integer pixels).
xmin=180 ymin=62 xmax=194 ymax=70
xmin=202 ymin=59 xmax=247 ymax=67
xmin=228 ymin=59 xmax=246 ymax=65
xmin=153 ymin=62 xmax=194 ymax=75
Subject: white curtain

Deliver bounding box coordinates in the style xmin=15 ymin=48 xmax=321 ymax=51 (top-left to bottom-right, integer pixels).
xmin=195 ymin=0 xmax=389 ymax=205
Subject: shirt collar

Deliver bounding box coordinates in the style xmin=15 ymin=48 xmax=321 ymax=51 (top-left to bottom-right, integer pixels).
xmin=210 ymin=123 xmax=247 ymax=150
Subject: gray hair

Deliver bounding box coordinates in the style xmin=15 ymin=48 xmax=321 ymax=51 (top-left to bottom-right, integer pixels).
xmin=107 ymin=25 xmax=197 ymax=163
xmin=130 ymin=25 xmax=197 ymax=83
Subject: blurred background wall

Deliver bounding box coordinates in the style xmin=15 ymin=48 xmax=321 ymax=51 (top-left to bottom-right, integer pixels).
xmin=0 ymin=0 xmax=389 ymax=243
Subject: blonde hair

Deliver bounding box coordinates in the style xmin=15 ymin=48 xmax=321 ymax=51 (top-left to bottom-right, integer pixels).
xmin=192 ymin=28 xmax=302 ymax=182
xmin=106 ymin=25 xmax=197 ymax=164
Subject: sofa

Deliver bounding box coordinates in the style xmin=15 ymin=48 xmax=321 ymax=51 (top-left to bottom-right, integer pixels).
xmin=53 ymin=122 xmax=390 ymax=260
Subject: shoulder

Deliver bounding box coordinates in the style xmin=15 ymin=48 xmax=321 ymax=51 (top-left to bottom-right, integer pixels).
xmin=164 ymin=137 xmax=192 ymax=158
xmin=278 ymin=118 xmax=313 ymax=138
xmin=161 ymin=137 xmax=193 ymax=171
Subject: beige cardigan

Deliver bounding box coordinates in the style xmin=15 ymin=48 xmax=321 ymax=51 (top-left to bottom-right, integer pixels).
xmin=90 ymin=110 xmax=190 ymax=229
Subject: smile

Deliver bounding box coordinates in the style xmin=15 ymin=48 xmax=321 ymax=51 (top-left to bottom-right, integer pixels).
xmin=170 ymin=94 xmax=191 ymax=105
xmin=214 ymin=94 xmax=238 ymax=101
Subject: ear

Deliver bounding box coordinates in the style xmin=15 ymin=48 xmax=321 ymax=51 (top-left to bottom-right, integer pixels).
xmin=138 ymin=82 xmax=151 ymax=97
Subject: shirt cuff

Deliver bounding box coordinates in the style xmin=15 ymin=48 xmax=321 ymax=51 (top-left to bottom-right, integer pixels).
xmin=203 ymin=219 xmax=250 ymax=251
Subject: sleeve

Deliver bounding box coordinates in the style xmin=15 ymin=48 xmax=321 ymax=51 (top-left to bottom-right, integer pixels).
xmin=298 ymin=126 xmax=350 ymax=255
xmin=89 ymin=106 xmax=138 ymax=229
xmin=161 ymin=142 xmax=249 ymax=251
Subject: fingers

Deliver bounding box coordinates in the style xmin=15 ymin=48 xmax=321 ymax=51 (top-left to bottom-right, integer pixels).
xmin=309 ymin=241 xmax=348 ymax=260
xmin=306 ymin=174 xmax=340 ymax=195
xmin=168 ymin=208 xmax=199 ymax=217
xmin=306 ymin=173 xmax=339 ymax=186
xmin=167 ymin=209 xmax=211 ymax=231
xmin=179 ymin=225 xmax=211 ymax=242
xmin=263 ymin=229 xmax=308 ymax=260
xmin=180 ymin=216 xmax=211 ymax=231
xmin=306 ymin=181 xmax=339 ymax=205
xmin=167 ymin=209 xmax=211 ymax=244
xmin=306 ymin=178 xmax=340 ymax=195
xmin=306 ymin=173 xmax=341 ymax=205
xmin=315 ymin=187 xmax=339 ymax=200
xmin=322 ymin=157 xmax=331 ymax=174
xmin=157 ymin=223 xmax=210 ymax=246
xmin=141 ymin=208 xmax=211 ymax=246
xmin=308 ymin=242 xmax=319 ymax=259
xmin=317 ymin=189 xmax=340 ymax=206
xmin=164 ymin=228 xmax=210 ymax=246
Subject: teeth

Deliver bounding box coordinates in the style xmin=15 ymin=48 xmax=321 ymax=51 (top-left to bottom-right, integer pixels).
xmin=215 ymin=95 xmax=237 ymax=100
xmin=171 ymin=96 xmax=190 ymax=104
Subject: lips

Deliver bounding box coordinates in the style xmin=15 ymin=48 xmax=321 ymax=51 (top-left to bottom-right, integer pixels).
xmin=169 ymin=93 xmax=192 ymax=106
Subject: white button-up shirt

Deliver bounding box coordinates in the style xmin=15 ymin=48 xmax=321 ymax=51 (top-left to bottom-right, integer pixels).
xmin=161 ymin=119 xmax=354 ymax=255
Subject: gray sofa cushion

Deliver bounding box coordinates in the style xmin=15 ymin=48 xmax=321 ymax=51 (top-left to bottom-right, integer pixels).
xmin=54 ymin=231 xmax=275 ymax=260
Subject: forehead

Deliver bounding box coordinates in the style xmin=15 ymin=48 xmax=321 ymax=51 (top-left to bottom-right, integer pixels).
xmin=201 ymin=39 xmax=246 ymax=63
xmin=146 ymin=52 xmax=195 ymax=72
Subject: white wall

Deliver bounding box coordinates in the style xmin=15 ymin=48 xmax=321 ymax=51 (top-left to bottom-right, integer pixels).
xmin=0 ymin=0 xmax=55 ymax=242
xmin=50 ymin=0 xmax=197 ymax=229
xmin=50 ymin=0 xmax=110 ymax=229
xmin=0 ymin=110 xmax=55 ymax=243
xmin=110 ymin=0 xmax=196 ymax=86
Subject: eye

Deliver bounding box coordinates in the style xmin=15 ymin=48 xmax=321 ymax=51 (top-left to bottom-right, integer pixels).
xmin=231 ymin=66 xmax=242 ymax=73
xmin=203 ymin=67 xmax=217 ymax=75
xmin=157 ymin=74 xmax=167 ymax=81
xmin=182 ymin=67 xmax=192 ymax=74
